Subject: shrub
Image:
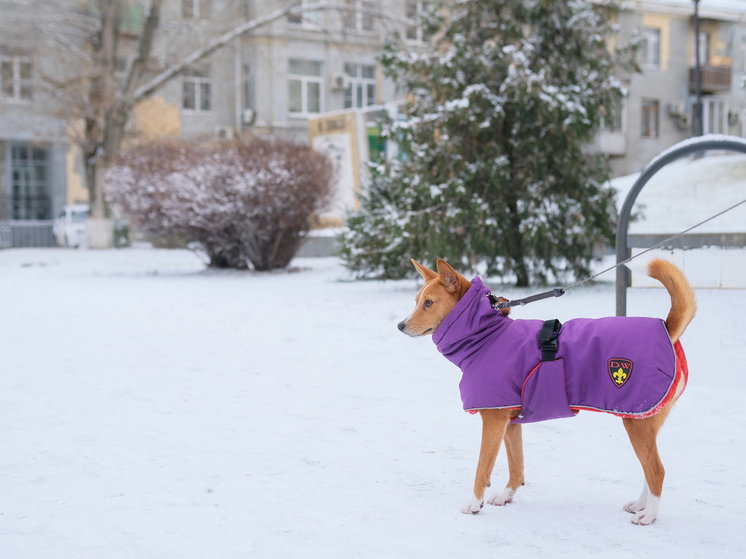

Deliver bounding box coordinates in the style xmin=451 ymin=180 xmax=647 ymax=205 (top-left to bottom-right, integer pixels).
xmin=105 ymin=139 xmax=334 ymax=270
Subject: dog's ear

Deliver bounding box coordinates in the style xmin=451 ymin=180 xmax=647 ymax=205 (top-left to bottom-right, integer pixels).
xmin=412 ymin=259 xmax=438 ymax=281
xmin=436 ymin=259 xmax=461 ymax=293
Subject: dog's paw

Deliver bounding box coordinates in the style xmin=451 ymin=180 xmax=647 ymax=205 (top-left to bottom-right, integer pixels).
xmin=630 ymin=509 xmax=657 ymax=525
xmin=460 ymin=496 xmax=484 ymax=514
xmin=486 ymin=488 xmax=515 ymax=506
xmin=628 ymin=495 xmax=659 ymax=525
xmin=623 ymin=499 xmax=646 ymax=514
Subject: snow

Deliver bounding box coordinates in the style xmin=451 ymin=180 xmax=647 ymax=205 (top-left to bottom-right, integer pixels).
xmin=612 ymin=150 xmax=746 ymax=234
xmin=1 ymin=248 xmax=745 ymax=558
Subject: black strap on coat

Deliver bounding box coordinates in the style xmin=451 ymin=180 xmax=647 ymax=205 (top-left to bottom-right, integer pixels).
xmin=538 ymin=319 xmax=562 ymax=362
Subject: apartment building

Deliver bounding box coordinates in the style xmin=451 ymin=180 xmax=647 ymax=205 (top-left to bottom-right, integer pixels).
xmin=601 ymin=0 xmax=746 ymax=175
xmin=0 ymin=0 xmax=416 ymax=246
xmin=1 ymin=0 xmax=745 ymax=246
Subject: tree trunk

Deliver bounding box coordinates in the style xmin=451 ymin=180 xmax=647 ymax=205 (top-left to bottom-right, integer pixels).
xmin=502 ymin=118 xmax=529 ymax=287
xmin=84 ymin=0 xmax=120 ymax=221
xmin=506 ymin=198 xmax=529 ymax=287
xmin=85 ymin=0 xmax=163 ymax=231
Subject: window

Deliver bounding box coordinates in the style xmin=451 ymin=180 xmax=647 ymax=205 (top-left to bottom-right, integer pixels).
xmin=405 ymin=0 xmax=429 ymax=43
xmin=287 ymin=0 xmax=323 ymax=26
xmin=641 ymin=27 xmax=660 ymax=69
xmin=692 ymin=31 xmax=710 ymax=66
xmin=182 ymin=67 xmax=211 ymax=112
xmin=343 ymin=0 xmax=376 ymax=32
xmin=702 ymin=96 xmax=728 ymax=135
xmin=641 ymin=99 xmax=659 ymax=138
xmin=182 ymin=0 xmax=211 ymax=20
xmin=288 ymin=59 xmax=323 ymax=116
xmin=1 ymin=55 xmax=32 ymax=103
xmin=344 ymin=63 xmax=377 ymax=109
xmin=10 ymin=144 xmax=50 ymax=220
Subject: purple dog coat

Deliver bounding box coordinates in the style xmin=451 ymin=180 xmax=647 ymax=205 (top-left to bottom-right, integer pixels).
xmin=432 ymin=277 xmax=687 ymax=423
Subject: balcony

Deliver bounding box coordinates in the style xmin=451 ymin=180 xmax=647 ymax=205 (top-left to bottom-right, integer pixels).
xmin=689 ymin=65 xmax=732 ymax=93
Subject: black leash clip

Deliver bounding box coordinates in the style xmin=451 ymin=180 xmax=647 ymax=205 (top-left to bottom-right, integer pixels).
xmin=489 ymin=288 xmax=565 ymax=310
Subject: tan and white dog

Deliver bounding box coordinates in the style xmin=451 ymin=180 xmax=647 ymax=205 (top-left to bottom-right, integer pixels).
xmin=397 ymin=258 xmax=696 ymax=525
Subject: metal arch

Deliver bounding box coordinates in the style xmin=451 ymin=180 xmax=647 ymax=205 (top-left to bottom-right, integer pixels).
xmin=616 ymin=135 xmax=746 ymax=316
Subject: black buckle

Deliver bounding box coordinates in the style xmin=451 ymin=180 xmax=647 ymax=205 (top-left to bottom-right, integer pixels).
xmin=538 ymin=319 xmax=562 ymax=362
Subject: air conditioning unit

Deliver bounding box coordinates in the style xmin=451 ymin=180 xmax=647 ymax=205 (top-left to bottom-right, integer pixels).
xmin=331 ymin=72 xmax=350 ymax=90
xmin=213 ymin=125 xmax=236 ymax=141
xmin=241 ymin=108 xmax=256 ymax=125
xmin=667 ymin=101 xmax=686 ymax=117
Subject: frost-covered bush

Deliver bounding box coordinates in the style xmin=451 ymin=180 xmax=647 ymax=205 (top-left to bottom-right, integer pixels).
xmin=105 ymin=140 xmax=333 ymax=270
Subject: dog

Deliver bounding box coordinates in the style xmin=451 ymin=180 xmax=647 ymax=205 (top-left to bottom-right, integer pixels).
xmin=397 ymin=258 xmax=696 ymax=525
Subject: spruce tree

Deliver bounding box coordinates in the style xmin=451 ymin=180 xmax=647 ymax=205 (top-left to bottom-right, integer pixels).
xmin=340 ymin=0 xmax=638 ymax=285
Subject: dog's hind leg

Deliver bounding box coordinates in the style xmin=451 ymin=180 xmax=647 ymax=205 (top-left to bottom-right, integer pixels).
xmin=486 ymin=422 xmax=525 ymax=506
xmin=461 ymin=409 xmax=511 ymax=514
xmin=622 ymin=413 xmax=668 ymax=525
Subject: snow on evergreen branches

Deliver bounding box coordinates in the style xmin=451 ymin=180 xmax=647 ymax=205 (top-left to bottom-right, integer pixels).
xmin=341 ymin=0 xmax=638 ymax=285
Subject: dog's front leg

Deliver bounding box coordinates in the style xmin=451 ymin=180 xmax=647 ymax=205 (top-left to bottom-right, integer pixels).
xmin=461 ymin=409 xmax=511 ymax=514
xmin=486 ymin=421 xmax=525 ymax=506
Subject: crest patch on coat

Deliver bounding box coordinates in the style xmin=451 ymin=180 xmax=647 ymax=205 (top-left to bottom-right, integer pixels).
xmin=609 ymin=358 xmax=634 ymax=387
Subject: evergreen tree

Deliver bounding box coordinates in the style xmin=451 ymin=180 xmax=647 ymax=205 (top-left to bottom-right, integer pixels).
xmin=340 ymin=0 xmax=638 ymax=285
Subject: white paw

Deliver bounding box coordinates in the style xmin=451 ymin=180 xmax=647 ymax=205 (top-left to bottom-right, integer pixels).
xmin=623 ymin=483 xmax=648 ymax=513
xmin=623 ymin=499 xmax=646 ymax=513
xmin=629 ymin=495 xmax=660 ymax=526
xmin=461 ymin=496 xmax=484 ymax=514
xmin=630 ymin=509 xmax=657 ymax=525
xmin=486 ymin=488 xmax=515 ymax=506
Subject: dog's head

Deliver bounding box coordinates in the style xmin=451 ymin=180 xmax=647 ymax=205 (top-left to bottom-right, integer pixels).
xmin=397 ymin=259 xmax=473 ymax=337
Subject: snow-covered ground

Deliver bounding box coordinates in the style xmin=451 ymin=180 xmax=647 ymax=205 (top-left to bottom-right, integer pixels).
xmin=612 ymin=152 xmax=746 ymax=234
xmin=1 ymin=249 xmax=744 ymax=558
xmin=610 ymin=150 xmax=746 ymax=289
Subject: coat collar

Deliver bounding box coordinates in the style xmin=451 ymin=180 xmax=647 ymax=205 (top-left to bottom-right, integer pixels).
xmin=432 ymin=277 xmax=512 ymax=369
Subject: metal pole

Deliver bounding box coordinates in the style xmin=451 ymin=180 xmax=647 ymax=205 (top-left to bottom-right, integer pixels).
xmin=693 ymin=0 xmax=703 ymax=136
xmin=615 ymin=136 xmax=746 ymax=317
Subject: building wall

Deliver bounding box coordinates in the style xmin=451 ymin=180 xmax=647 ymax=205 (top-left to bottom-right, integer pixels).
xmin=3 ymin=0 xmax=746 ymax=238
xmin=0 ymin=0 xmax=83 ymax=226
xmin=611 ymin=3 xmax=746 ymax=176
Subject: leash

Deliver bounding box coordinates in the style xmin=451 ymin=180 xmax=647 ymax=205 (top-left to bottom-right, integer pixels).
xmin=491 ymin=197 xmax=746 ymax=310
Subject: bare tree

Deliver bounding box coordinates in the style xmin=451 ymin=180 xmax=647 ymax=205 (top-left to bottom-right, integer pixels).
xmin=15 ymin=1 xmax=399 ymax=241
xmin=81 ymin=0 xmax=319 ymax=223
xmin=2 ymin=0 xmax=410 ymax=245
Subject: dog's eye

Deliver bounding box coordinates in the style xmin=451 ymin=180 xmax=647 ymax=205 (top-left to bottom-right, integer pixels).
xmin=424 ymin=300 xmax=433 ymax=309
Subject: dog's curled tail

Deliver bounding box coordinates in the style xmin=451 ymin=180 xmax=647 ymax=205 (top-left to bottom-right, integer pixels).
xmin=647 ymin=259 xmax=697 ymax=343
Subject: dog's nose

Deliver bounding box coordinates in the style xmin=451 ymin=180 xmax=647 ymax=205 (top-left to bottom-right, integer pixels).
xmin=397 ymin=320 xmax=406 ymax=332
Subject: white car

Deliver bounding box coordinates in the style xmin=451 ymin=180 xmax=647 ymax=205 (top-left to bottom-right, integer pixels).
xmin=53 ymin=205 xmax=89 ymax=248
